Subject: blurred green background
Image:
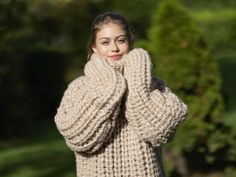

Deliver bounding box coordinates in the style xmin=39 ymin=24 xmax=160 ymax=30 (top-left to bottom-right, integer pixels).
xmin=0 ymin=0 xmax=235 ymax=177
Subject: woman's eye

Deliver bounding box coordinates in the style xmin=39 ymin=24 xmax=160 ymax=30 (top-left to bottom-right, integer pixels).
xmin=101 ymin=41 xmax=109 ymax=45
xmin=118 ymin=39 xmax=126 ymax=43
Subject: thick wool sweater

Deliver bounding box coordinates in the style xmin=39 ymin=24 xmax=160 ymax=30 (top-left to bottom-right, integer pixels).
xmin=54 ymin=48 xmax=188 ymax=177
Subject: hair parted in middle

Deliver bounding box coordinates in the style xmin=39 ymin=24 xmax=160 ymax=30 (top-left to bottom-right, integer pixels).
xmin=87 ymin=11 xmax=134 ymax=60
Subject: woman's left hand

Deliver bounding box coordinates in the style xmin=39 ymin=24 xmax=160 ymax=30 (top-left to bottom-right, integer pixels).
xmin=123 ymin=48 xmax=153 ymax=93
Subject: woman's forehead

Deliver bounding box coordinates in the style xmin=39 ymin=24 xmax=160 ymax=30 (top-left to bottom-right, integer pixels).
xmin=96 ymin=23 xmax=126 ymax=40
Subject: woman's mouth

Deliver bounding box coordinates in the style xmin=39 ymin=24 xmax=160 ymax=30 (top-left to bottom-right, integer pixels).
xmin=108 ymin=54 xmax=123 ymax=60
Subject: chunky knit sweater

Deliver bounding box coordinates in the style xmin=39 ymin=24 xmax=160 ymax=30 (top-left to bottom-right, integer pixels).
xmin=54 ymin=48 xmax=188 ymax=177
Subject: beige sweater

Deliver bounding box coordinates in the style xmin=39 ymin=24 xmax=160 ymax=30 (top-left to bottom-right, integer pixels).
xmin=54 ymin=48 xmax=188 ymax=177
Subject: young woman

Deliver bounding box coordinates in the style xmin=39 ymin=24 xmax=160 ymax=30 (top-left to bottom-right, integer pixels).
xmin=54 ymin=11 xmax=188 ymax=177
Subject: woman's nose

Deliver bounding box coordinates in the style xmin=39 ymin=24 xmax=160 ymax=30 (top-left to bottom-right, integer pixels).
xmin=111 ymin=42 xmax=119 ymax=52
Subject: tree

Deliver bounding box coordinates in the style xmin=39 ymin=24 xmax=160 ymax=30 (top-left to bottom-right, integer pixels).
xmin=140 ymin=0 xmax=236 ymax=176
xmin=0 ymin=0 xmax=67 ymax=138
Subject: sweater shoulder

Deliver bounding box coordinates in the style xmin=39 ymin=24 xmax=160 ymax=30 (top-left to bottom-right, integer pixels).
xmin=67 ymin=76 xmax=87 ymax=88
xmin=62 ymin=76 xmax=87 ymax=97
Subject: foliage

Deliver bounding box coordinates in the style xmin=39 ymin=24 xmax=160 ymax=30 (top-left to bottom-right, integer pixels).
xmin=139 ymin=0 xmax=236 ymax=176
xmin=0 ymin=0 xmax=236 ymax=176
xmin=111 ymin=0 xmax=157 ymax=39
xmin=0 ymin=0 xmax=133 ymax=139
xmin=179 ymin=0 xmax=236 ymax=10
xmin=0 ymin=0 xmax=69 ymax=138
xmin=191 ymin=8 xmax=236 ymax=60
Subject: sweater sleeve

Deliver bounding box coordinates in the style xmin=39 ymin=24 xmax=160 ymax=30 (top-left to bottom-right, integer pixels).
xmin=125 ymin=77 xmax=188 ymax=147
xmin=54 ymin=58 xmax=126 ymax=154
xmin=124 ymin=49 xmax=188 ymax=147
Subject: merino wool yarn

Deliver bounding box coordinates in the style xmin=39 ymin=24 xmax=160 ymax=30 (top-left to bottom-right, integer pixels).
xmin=54 ymin=48 xmax=188 ymax=177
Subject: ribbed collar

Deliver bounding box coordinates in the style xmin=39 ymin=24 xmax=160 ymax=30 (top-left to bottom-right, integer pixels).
xmin=105 ymin=57 xmax=125 ymax=74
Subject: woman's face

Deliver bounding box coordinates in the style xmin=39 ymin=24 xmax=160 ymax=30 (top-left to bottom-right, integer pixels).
xmin=92 ymin=23 xmax=129 ymax=61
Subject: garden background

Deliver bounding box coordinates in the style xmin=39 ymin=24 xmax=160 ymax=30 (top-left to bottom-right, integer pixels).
xmin=0 ymin=0 xmax=236 ymax=176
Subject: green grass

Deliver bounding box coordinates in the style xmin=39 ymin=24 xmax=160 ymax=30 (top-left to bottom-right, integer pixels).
xmin=191 ymin=8 xmax=236 ymax=22
xmin=0 ymin=125 xmax=76 ymax=177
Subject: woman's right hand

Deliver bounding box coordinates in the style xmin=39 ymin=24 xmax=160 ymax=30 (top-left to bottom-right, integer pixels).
xmin=55 ymin=53 xmax=127 ymax=154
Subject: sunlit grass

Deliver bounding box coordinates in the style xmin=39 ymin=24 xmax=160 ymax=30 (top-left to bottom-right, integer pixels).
xmin=191 ymin=8 xmax=236 ymax=22
xmin=0 ymin=127 xmax=75 ymax=177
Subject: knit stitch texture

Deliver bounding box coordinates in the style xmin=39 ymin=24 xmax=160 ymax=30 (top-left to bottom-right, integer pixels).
xmin=54 ymin=48 xmax=188 ymax=177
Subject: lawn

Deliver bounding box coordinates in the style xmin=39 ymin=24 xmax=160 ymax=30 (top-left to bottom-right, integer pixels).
xmin=0 ymin=124 xmax=75 ymax=177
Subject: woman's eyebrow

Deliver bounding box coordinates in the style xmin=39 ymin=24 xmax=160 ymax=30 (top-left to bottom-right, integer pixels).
xmin=98 ymin=35 xmax=126 ymax=40
xmin=98 ymin=37 xmax=110 ymax=40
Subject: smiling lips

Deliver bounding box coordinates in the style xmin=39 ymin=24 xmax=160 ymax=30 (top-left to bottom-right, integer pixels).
xmin=109 ymin=54 xmax=123 ymax=60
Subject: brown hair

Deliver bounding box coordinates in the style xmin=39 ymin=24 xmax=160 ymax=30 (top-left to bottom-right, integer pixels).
xmin=87 ymin=11 xmax=134 ymax=60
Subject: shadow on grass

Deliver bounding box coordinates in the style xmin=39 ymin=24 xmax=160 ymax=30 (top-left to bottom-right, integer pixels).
xmin=0 ymin=125 xmax=76 ymax=177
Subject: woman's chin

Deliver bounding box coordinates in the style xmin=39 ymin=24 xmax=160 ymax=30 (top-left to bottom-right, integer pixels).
xmin=108 ymin=57 xmax=122 ymax=61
